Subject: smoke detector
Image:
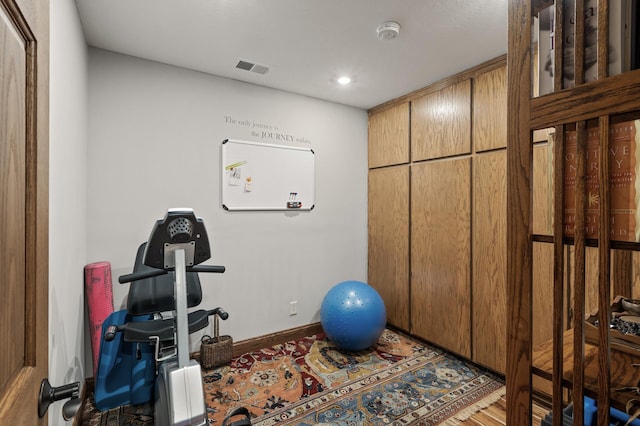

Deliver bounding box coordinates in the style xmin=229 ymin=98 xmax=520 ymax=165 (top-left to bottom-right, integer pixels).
xmin=376 ymin=21 xmax=400 ymax=40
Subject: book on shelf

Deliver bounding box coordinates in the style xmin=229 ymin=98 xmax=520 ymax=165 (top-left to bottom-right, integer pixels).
xmin=536 ymin=0 xmax=635 ymax=96
xmin=628 ymin=1 xmax=640 ymax=70
xmin=536 ymin=6 xmax=554 ymax=96
xmin=562 ymin=120 xmax=640 ymax=242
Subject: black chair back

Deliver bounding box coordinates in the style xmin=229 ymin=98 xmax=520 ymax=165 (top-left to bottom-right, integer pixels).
xmin=126 ymin=242 xmax=202 ymax=315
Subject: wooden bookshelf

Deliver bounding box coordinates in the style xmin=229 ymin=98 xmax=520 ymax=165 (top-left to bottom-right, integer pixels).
xmin=532 ymin=328 xmax=640 ymax=412
xmin=507 ymin=1 xmax=640 ymax=425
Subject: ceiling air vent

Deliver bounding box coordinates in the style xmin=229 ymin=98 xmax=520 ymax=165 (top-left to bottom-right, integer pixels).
xmin=235 ymin=60 xmax=270 ymax=75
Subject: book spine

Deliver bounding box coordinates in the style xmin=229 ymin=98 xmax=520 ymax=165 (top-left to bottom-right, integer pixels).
xmin=563 ymin=130 xmax=577 ymax=237
xmin=585 ymin=127 xmax=599 ymax=239
xmin=562 ymin=120 xmax=640 ymax=242
xmin=610 ymin=120 xmax=640 ymax=241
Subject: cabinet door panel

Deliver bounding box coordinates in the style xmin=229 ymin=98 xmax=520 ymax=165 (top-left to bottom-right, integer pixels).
xmin=368 ymin=166 xmax=410 ymax=329
xmin=533 ymin=243 xmax=556 ymax=349
xmin=532 ymin=242 xmax=556 ymax=396
xmin=411 ymin=80 xmax=471 ymax=161
xmin=533 ymin=141 xmax=553 ymax=235
xmin=472 ymin=151 xmax=506 ymax=372
xmin=411 ymin=158 xmax=471 ymax=357
xmin=473 ymin=66 xmax=507 ymax=152
xmin=368 ymin=102 xmax=409 ymax=168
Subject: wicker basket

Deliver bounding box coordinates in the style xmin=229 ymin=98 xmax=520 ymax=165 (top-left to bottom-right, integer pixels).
xmin=200 ymin=314 xmax=233 ymax=369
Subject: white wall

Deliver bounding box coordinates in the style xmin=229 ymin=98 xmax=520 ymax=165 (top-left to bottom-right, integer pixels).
xmin=49 ymin=0 xmax=88 ymax=425
xmin=86 ymin=50 xmax=368 ymax=352
xmin=46 ymin=4 xmax=366 ymax=422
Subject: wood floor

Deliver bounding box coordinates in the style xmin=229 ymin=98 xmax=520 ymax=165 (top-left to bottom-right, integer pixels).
xmin=461 ymin=397 xmax=548 ymax=425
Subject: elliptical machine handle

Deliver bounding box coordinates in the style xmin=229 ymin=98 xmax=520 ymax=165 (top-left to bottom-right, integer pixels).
xmin=118 ymin=264 xmax=225 ymax=284
xmin=118 ymin=268 xmax=168 ymax=284
xmin=191 ymin=265 xmax=225 ymax=273
xmin=104 ymin=325 xmax=119 ymax=342
xmin=208 ymin=307 xmax=229 ymax=320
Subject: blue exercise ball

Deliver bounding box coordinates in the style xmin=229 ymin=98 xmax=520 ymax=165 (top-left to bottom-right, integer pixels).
xmin=320 ymin=280 xmax=387 ymax=351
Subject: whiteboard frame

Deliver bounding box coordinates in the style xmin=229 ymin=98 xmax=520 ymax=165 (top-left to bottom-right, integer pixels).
xmin=220 ymin=139 xmax=315 ymax=211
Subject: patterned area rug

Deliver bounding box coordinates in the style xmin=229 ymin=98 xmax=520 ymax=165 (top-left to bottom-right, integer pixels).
xmin=80 ymin=329 xmax=504 ymax=425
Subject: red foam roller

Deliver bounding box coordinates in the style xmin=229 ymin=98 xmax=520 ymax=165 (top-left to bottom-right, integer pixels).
xmin=84 ymin=261 xmax=114 ymax=377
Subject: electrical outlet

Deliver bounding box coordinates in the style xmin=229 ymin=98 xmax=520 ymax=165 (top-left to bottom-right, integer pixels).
xmin=289 ymin=301 xmax=298 ymax=316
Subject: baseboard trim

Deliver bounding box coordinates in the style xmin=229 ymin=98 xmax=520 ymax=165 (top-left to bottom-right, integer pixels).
xmin=191 ymin=322 xmax=324 ymax=362
xmin=230 ymin=322 xmax=324 ymax=357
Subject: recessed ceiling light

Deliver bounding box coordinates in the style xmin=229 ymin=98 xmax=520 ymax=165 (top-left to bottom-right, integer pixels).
xmin=337 ymin=76 xmax=351 ymax=85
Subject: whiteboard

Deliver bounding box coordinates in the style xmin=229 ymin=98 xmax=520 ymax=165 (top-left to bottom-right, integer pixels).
xmin=221 ymin=139 xmax=315 ymax=211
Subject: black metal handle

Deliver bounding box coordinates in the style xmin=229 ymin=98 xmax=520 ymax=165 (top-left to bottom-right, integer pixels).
xmin=118 ymin=264 xmax=225 ymax=284
xmin=208 ymin=307 xmax=229 ymax=320
xmin=191 ymin=265 xmax=225 ymax=274
xmin=104 ymin=325 xmax=119 ymax=341
xmin=38 ymin=378 xmax=81 ymax=420
xmin=118 ymin=268 xmax=168 ymax=284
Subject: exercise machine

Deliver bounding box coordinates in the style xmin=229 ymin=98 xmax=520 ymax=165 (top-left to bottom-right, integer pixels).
xmin=95 ymin=208 xmax=227 ymax=425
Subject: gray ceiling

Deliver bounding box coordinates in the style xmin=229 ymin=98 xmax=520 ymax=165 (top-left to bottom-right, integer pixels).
xmin=75 ymin=0 xmax=508 ymax=110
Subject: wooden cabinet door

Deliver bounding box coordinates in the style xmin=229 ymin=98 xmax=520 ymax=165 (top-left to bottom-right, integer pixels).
xmin=532 ymin=242 xmax=556 ymax=396
xmin=531 ymin=139 xmax=558 ymax=380
xmin=411 ymin=158 xmax=471 ymax=357
xmin=472 ymin=150 xmax=506 ymax=373
xmin=368 ymin=102 xmax=409 ymax=168
xmin=368 ymin=166 xmax=410 ymax=329
xmin=411 ymin=80 xmax=471 ymax=161
xmin=0 ymin=0 xmax=49 ymax=424
xmin=533 ymin=141 xmax=554 ymax=235
xmin=473 ymin=65 xmax=507 ymax=152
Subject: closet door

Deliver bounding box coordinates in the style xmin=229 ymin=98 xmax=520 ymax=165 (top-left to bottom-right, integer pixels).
xmin=368 ymin=166 xmax=410 ymax=329
xmin=411 ymin=80 xmax=471 ymax=161
xmin=368 ymin=102 xmax=409 ymax=168
xmin=472 ymin=150 xmax=506 ymax=372
xmin=411 ymin=158 xmax=471 ymax=357
xmin=473 ymin=65 xmax=507 ymax=152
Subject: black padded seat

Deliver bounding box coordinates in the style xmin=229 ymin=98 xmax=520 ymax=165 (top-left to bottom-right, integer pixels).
xmin=127 ymin=242 xmax=202 ymax=315
xmin=121 ymin=310 xmax=211 ymax=343
xmin=120 ymin=242 xmax=210 ymax=344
